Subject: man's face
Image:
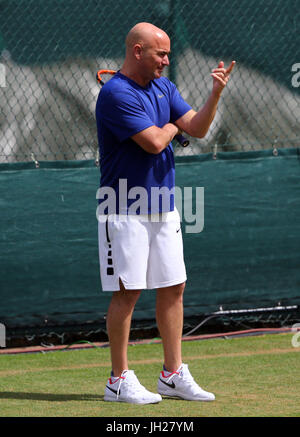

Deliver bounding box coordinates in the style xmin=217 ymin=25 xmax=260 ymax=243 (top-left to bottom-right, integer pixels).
xmin=139 ymin=34 xmax=170 ymax=81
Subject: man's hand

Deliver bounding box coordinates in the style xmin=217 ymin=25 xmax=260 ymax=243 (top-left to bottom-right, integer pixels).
xmin=211 ymin=60 xmax=236 ymax=96
xmin=175 ymin=60 xmax=236 ymax=138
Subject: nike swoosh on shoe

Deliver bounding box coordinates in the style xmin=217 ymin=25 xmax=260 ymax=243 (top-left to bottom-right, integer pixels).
xmin=159 ymin=378 xmax=176 ymax=389
xmin=106 ymin=385 xmax=120 ymax=396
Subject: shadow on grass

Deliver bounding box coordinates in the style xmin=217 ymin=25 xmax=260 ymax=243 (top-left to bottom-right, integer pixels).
xmin=0 ymin=392 xmax=104 ymax=402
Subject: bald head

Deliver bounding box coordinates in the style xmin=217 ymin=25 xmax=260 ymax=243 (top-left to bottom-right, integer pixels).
xmin=121 ymin=22 xmax=171 ymax=86
xmin=125 ymin=22 xmax=169 ymax=53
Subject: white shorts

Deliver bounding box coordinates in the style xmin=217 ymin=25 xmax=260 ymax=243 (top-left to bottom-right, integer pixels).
xmin=98 ymin=209 xmax=187 ymax=291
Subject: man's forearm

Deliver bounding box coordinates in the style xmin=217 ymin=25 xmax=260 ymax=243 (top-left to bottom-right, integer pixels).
xmin=132 ymin=123 xmax=180 ymax=154
xmin=189 ymin=90 xmax=221 ymax=138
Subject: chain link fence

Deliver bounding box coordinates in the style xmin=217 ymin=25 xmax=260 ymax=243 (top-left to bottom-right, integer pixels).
xmin=0 ymin=0 xmax=299 ymax=163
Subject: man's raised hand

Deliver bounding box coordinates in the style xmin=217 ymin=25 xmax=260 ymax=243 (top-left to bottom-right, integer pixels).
xmin=211 ymin=60 xmax=236 ymax=95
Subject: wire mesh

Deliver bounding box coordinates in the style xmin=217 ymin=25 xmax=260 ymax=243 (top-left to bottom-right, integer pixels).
xmin=0 ymin=0 xmax=299 ymax=163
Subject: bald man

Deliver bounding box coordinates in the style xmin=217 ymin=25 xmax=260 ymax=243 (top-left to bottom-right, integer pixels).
xmin=96 ymin=22 xmax=235 ymax=404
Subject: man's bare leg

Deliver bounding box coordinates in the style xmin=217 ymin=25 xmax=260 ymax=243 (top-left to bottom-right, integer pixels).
xmin=156 ymin=282 xmax=185 ymax=372
xmin=106 ymin=281 xmax=141 ymax=377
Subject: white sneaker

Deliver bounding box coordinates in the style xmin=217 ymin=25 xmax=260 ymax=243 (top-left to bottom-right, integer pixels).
xmin=157 ymin=363 xmax=215 ymax=401
xmin=104 ymin=370 xmax=162 ymax=404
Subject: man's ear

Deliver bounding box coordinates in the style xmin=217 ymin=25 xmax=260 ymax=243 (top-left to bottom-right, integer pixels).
xmin=133 ymin=44 xmax=143 ymax=60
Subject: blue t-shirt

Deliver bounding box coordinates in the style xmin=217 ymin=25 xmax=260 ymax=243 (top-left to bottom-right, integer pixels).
xmin=95 ymin=71 xmax=191 ymax=214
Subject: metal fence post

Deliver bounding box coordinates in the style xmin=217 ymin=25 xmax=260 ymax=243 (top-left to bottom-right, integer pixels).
xmin=169 ymin=0 xmax=179 ymax=85
xmin=0 ymin=323 xmax=6 ymax=347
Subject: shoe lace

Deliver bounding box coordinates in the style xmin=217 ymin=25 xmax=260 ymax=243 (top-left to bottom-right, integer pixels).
xmin=165 ymin=371 xmax=179 ymax=384
xmin=116 ymin=377 xmax=124 ymax=400
xmin=166 ymin=364 xmax=195 ymax=387
xmin=121 ymin=371 xmax=147 ymax=397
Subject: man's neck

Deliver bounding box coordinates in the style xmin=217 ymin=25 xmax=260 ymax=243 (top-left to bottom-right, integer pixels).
xmin=120 ymin=64 xmax=150 ymax=88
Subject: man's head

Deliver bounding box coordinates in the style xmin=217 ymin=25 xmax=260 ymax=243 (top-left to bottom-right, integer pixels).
xmin=122 ymin=22 xmax=170 ymax=86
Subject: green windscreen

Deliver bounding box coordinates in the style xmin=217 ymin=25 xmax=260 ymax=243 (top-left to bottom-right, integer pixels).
xmin=0 ymin=149 xmax=299 ymax=335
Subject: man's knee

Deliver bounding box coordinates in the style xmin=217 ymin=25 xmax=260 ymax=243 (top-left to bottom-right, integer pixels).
xmin=172 ymin=282 xmax=185 ymax=295
xmin=157 ymin=282 xmax=185 ymax=301
xmin=111 ymin=279 xmax=142 ymax=306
